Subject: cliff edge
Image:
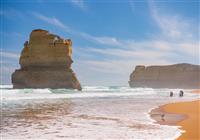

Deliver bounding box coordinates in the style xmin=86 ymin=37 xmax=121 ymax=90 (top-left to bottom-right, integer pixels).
xmin=129 ymin=63 xmax=200 ymax=89
xmin=12 ymin=29 xmax=82 ymax=90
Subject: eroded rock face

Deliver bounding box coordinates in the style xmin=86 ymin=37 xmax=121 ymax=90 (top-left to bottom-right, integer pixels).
xmin=12 ymin=29 xmax=82 ymax=90
xmin=129 ymin=63 xmax=200 ymax=89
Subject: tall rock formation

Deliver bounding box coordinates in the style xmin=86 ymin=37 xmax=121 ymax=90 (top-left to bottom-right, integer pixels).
xmin=12 ymin=29 xmax=82 ymax=90
xmin=129 ymin=63 xmax=200 ymax=89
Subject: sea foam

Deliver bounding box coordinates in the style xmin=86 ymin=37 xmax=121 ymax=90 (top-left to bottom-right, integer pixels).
xmin=1 ymin=85 xmax=199 ymax=140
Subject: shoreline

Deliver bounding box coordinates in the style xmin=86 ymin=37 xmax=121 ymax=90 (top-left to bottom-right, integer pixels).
xmin=150 ymin=90 xmax=200 ymax=140
xmin=2 ymin=87 xmax=199 ymax=139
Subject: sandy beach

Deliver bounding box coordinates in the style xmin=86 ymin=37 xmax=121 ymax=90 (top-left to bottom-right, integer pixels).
xmin=1 ymin=87 xmax=199 ymax=139
xmin=151 ymin=90 xmax=200 ymax=140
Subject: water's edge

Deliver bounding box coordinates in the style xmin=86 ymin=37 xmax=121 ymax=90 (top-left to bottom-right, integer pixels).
xmin=1 ymin=85 xmax=199 ymax=139
xmin=148 ymin=98 xmax=200 ymax=140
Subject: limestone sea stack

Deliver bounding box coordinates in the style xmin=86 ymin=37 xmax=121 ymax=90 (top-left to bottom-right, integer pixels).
xmin=129 ymin=63 xmax=200 ymax=89
xmin=12 ymin=29 xmax=82 ymax=90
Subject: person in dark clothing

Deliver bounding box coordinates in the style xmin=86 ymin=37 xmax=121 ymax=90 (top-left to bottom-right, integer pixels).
xmin=179 ymin=90 xmax=184 ymax=97
xmin=170 ymin=91 xmax=173 ymax=97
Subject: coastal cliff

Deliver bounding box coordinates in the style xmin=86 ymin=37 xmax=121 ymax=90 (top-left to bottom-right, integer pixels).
xmin=12 ymin=29 xmax=82 ymax=90
xmin=129 ymin=63 xmax=200 ymax=89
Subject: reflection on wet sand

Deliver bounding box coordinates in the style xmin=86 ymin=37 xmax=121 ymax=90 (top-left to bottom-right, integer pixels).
xmin=1 ymin=98 xmax=158 ymax=139
xmin=150 ymin=107 xmax=186 ymax=125
xmin=1 ymin=99 xmax=72 ymax=132
xmin=74 ymin=114 xmax=157 ymax=130
xmin=2 ymin=94 xmax=196 ymax=140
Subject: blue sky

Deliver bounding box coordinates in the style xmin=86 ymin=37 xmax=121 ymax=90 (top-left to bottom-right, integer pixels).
xmin=0 ymin=0 xmax=199 ymax=86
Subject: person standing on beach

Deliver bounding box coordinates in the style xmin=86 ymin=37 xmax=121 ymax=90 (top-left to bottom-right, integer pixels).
xmin=179 ymin=90 xmax=184 ymax=97
xmin=170 ymin=91 xmax=173 ymax=97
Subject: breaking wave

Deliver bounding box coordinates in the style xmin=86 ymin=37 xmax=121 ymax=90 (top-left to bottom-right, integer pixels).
xmin=1 ymin=85 xmax=199 ymax=140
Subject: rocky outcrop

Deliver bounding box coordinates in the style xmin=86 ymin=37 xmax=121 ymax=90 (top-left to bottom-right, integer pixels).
xmin=12 ymin=29 xmax=82 ymax=90
xmin=129 ymin=63 xmax=200 ymax=89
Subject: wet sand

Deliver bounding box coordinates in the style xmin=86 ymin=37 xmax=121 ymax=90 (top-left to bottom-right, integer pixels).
xmin=151 ymin=90 xmax=200 ymax=140
xmin=2 ymin=88 xmax=199 ymax=139
xmin=191 ymin=89 xmax=200 ymax=94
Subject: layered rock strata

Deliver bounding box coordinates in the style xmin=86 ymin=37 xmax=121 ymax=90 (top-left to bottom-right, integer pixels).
xmin=12 ymin=29 xmax=81 ymax=90
xmin=129 ymin=63 xmax=200 ymax=89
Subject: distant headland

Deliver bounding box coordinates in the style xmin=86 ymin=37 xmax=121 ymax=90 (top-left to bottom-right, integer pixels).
xmin=12 ymin=29 xmax=82 ymax=90
xmin=129 ymin=63 xmax=200 ymax=89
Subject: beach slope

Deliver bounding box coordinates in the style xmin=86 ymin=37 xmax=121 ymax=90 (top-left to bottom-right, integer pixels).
xmin=163 ymin=100 xmax=200 ymax=140
xmin=151 ymin=90 xmax=200 ymax=140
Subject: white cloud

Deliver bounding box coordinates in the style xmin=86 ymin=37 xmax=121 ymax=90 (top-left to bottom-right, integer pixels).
xmin=32 ymin=12 xmax=69 ymax=30
xmin=176 ymin=42 xmax=199 ymax=57
xmin=79 ymin=32 xmax=122 ymax=47
xmin=72 ymin=2 xmax=199 ymax=85
xmin=20 ymin=8 xmax=199 ymax=86
xmin=0 ymin=51 xmax=19 ymax=84
xmin=73 ymin=40 xmax=176 ymax=85
xmin=148 ymin=0 xmax=199 ymax=58
xmin=69 ymin=0 xmax=87 ymax=11
xmin=83 ymin=47 xmax=169 ymax=60
xmin=77 ymin=59 xmax=171 ymax=75
xmin=0 ymin=51 xmax=20 ymax=59
xmin=73 ymin=57 xmax=172 ymax=86
xmin=32 ymin=13 xmax=125 ymax=47
xmin=149 ymin=0 xmax=197 ymax=40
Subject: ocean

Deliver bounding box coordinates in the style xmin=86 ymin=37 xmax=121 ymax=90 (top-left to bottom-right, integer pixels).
xmin=1 ymin=85 xmax=199 ymax=140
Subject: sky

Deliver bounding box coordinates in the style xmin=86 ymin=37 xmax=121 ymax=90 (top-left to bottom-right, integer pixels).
xmin=0 ymin=0 xmax=199 ymax=86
